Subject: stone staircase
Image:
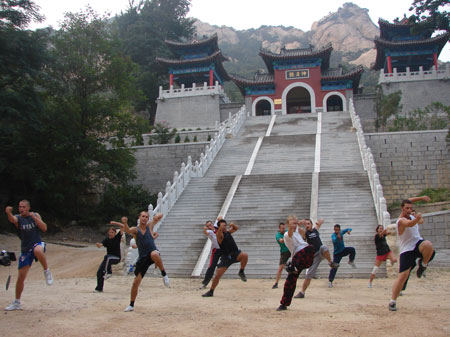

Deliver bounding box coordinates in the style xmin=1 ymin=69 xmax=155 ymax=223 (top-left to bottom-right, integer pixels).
xmin=154 ymin=110 xmax=382 ymax=280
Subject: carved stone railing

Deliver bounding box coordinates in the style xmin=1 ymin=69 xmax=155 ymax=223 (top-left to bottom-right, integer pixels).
xmin=379 ymin=64 xmax=450 ymax=84
xmin=149 ymin=105 xmax=247 ymax=228
xmin=349 ymin=98 xmax=391 ymax=228
xmin=158 ymin=81 xmax=225 ymax=100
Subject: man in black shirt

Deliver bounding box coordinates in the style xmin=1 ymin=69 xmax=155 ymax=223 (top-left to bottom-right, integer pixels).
xmin=294 ymin=218 xmax=338 ymax=299
xmin=202 ymin=219 xmax=248 ymax=297
xmin=94 ymin=226 xmax=123 ymax=292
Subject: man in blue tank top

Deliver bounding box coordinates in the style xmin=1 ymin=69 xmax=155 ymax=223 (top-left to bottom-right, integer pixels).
xmin=5 ymin=200 xmax=53 ymax=311
xmin=112 ymin=211 xmax=169 ymax=312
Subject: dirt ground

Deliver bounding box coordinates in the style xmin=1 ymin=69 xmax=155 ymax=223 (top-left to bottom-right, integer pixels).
xmin=1 ymin=234 xmax=449 ymax=337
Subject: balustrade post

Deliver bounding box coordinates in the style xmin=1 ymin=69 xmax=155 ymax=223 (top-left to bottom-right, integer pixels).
xmin=157 ymin=192 xmax=163 ymax=214
xmin=148 ymin=204 xmax=154 ymax=221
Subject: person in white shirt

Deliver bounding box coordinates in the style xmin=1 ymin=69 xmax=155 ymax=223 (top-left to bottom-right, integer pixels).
xmin=277 ymin=215 xmax=315 ymax=311
xmin=389 ymin=196 xmax=435 ymax=311
xmin=199 ymin=218 xmax=222 ymax=289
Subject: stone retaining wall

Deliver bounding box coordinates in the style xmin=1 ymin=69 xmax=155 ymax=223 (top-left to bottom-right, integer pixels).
xmin=365 ymin=130 xmax=449 ymax=204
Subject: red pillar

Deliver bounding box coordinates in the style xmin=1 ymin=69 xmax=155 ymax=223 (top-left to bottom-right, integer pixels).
xmin=169 ymin=73 xmax=173 ymax=87
xmin=433 ymin=52 xmax=438 ymax=70
xmin=387 ymin=56 xmax=392 ymax=74
xmin=209 ymin=69 xmax=213 ymax=87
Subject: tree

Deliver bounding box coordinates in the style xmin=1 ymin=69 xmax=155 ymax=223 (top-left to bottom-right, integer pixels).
xmin=408 ymin=0 xmax=450 ymax=34
xmin=0 ymin=1 xmax=49 ymax=208
xmin=115 ymin=0 xmax=195 ymax=122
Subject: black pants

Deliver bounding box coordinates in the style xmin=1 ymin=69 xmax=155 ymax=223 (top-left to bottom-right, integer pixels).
xmin=202 ymin=248 xmax=222 ymax=286
xmin=95 ymin=254 xmax=120 ymax=291
xmin=328 ymin=247 xmax=356 ymax=282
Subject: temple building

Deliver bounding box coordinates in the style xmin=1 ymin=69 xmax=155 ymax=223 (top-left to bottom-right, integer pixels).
xmin=373 ymin=18 xmax=450 ymax=115
xmin=155 ymin=34 xmax=234 ymax=128
xmin=230 ymin=43 xmax=363 ymax=116
xmin=374 ymin=18 xmax=450 ymax=73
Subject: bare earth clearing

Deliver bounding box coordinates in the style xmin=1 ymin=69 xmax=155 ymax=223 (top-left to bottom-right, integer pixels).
xmin=1 ymin=235 xmax=449 ymax=337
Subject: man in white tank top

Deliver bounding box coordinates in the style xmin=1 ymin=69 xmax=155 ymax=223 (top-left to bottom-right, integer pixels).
xmin=389 ymin=196 xmax=434 ymax=311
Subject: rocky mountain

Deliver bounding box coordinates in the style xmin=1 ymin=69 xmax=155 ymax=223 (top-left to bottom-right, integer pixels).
xmin=194 ymin=2 xmax=380 ymax=72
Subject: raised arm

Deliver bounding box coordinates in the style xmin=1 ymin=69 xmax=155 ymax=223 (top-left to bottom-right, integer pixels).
xmin=297 ymin=220 xmax=306 ymax=239
xmin=111 ymin=217 xmax=137 ymax=236
xmin=228 ymin=222 xmax=239 ymax=234
xmin=5 ymin=206 xmax=18 ymax=229
xmin=148 ymin=213 xmax=163 ymax=239
xmin=408 ymin=196 xmax=431 ymax=204
xmin=30 ymin=212 xmax=47 ymax=232
xmin=314 ymin=218 xmax=324 ymax=230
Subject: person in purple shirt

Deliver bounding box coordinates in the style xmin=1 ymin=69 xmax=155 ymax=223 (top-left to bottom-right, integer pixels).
xmin=328 ymin=224 xmax=356 ymax=288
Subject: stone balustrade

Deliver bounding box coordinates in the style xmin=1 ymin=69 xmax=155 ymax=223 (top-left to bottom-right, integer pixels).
xmin=148 ymin=105 xmax=247 ymax=227
xmin=349 ymin=98 xmax=391 ymax=228
xmin=379 ymin=64 xmax=450 ymax=84
xmin=158 ymin=81 xmax=225 ymax=99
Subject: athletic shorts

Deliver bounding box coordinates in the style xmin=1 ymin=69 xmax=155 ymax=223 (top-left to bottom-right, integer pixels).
xmin=399 ymin=240 xmax=423 ymax=273
xmin=376 ymin=251 xmax=392 ymax=262
xmin=18 ymin=242 xmax=46 ymax=269
xmin=134 ymin=253 xmax=156 ymax=277
xmin=217 ymin=250 xmax=241 ymax=269
xmin=305 ymin=245 xmax=329 ymax=279
xmin=279 ymin=251 xmax=291 ymax=265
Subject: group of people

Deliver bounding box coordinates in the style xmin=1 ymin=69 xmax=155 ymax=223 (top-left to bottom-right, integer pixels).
xmin=272 ymin=195 xmax=435 ymax=311
xmin=4 ymin=194 xmax=435 ymax=312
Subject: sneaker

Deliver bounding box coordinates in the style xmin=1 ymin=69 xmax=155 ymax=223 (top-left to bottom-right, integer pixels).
xmin=416 ymin=259 xmax=427 ymax=278
xmin=276 ymin=304 xmax=287 ymax=311
xmin=399 ymin=291 xmax=403 ymax=296
xmin=348 ymin=261 xmax=356 ymax=269
xmin=93 ymin=289 xmax=103 ymax=293
xmin=294 ymin=291 xmax=305 ymax=299
xmin=329 ymin=262 xmax=339 ymax=269
xmin=5 ymin=301 xmax=22 ymax=311
xmin=272 ymin=283 xmax=278 ymax=289
xmin=44 ymin=269 xmax=53 ymax=285
xmin=105 ymin=273 xmax=112 ymax=280
xmin=389 ymin=301 xmax=397 ymax=311
xmin=328 ymin=281 xmax=333 ymax=288
xmin=238 ymin=270 xmax=247 ymax=282
xmin=163 ymin=275 xmax=170 ymax=287
xmin=202 ymin=290 xmax=214 ymax=297
xmin=124 ymin=305 xmax=134 ymax=312
xmin=198 ymin=284 xmax=207 ymax=290
xmin=368 ymin=282 xmax=372 ymax=288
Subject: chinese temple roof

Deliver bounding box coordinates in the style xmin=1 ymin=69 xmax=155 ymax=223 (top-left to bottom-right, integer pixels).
xmin=322 ymin=65 xmax=364 ymax=93
xmin=373 ymin=32 xmax=450 ymax=70
xmin=229 ymin=72 xmax=274 ymax=95
xmin=164 ymin=33 xmax=219 ymax=55
xmin=259 ymin=43 xmax=333 ymax=73
xmin=156 ymin=50 xmax=230 ymax=83
xmin=378 ymin=18 xmax=432 ymax=40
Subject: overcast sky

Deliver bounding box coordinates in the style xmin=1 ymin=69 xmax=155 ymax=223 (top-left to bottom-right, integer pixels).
xmin=30 ymin=0 xmax=449 ymax=61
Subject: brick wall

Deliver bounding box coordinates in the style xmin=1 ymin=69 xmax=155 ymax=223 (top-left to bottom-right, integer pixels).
xmin=421 ymin=211 xmax=450 ymax=250
xmin=365 ymin=130 xmax=449 ymax=204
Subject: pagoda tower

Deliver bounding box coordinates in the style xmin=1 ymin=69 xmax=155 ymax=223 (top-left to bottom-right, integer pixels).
xmin=230 ymin=43 xmax=363 ymax=116
xmin=155 ymin=34 xmax=232 ymax=129
xmin=374 ymin=18 xmax=450 ymax=73
xmin=373 ymin=18 xmax=450 ymax=114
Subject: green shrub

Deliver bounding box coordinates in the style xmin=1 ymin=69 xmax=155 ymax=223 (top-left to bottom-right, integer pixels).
xmin=207 ymin=134 xmax=212 ymax=141
xmin=174 ymin=134 xmax=181 ymax=143
xmin=184 ymin=135 xmax=190 ymax=142
xmin=193 ymin=135 xmax=198 ymax=142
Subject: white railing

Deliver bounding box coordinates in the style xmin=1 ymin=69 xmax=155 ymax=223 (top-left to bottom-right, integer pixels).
xmin=349 ymin=98 xmax=391 ymax=228
xmin=379 ymin=64 xmax=450 ymax=84
xmin=158 ymin=81 xmax=225 ymax=99
xmin=149 ymin=105 xmax=247 ymax=228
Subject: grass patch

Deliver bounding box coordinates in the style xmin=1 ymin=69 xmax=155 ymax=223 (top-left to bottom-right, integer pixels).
xmin=416 ymin=188 xmax=450 ymax=203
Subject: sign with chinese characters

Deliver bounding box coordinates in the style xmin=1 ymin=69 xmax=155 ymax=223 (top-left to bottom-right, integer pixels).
xmin=286 ymin=69 xmax=309 ymax=80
